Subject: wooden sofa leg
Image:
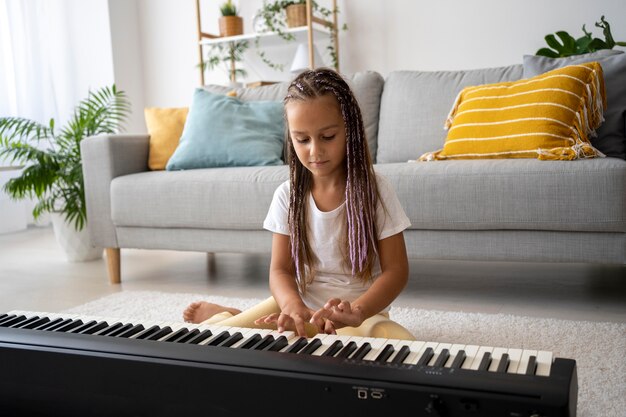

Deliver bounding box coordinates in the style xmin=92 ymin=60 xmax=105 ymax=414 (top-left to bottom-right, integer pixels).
xmin=105 ymin=248 xmax=121 ymax=284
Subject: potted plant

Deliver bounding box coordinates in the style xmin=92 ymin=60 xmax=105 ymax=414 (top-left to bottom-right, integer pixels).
xmin=536 ymin=15 xmax=626 ymax=57
xmin=254 ymin=0 xmax=347 ymax=71
xmin=219 ymin=0 xmax=243 ymax=37
xmin=200 ymin=40 xmax=249 ymax=86
xmin=0 ymin=85 xmax=131 ymax=262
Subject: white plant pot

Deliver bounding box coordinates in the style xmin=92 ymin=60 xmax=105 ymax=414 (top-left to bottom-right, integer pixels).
xmin=50 ymin=212 xmax=103 ymax=262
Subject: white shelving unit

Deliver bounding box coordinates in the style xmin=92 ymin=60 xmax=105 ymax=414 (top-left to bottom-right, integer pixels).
xmin=194 ymin=0 xmax=338 ymax=86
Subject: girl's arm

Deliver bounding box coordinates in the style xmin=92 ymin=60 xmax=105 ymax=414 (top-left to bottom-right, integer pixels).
xmin=255 ymin=233 xmax=315 ymax=336
xmin=311 ymin=231 xmax=409 ymax=328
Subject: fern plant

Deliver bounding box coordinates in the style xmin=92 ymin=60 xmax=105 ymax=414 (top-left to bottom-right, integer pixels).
xmin=0 ymin=85 xmax=131 ymax=231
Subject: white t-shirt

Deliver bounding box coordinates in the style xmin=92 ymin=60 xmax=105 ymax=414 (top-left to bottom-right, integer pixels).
xmin=262 ymin=174 xmax=411 ymax=311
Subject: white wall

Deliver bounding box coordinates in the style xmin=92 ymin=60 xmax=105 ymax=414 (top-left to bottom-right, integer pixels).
xmin=111 ymin=0 xmax=626 ymax=134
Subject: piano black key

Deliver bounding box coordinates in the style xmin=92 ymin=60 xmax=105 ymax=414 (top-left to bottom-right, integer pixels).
xmin=133 ymin=325 xmax=161 ymax=340
xmin=433 ymin=349 xmax=450 ymax=368
xmin=322 ymin=340 xmax=344 ymax=357
xmin=33 ymin=318 xmax=64 ymax=331
xmin=526 ymin=355 xmax=538 ymax=375
xmin=176 ymin=329 xmax=200 ymax=343
xmin=263 ymin=335 xmax=288 ymax=352
xmin=21 ymin=317 xmax=50 ymax=330
xmin=351 ymin=342 xmax=371 ymax=360
xmin=450 ymin=350 xmax=467 ymax=368
xmin=93 ymin=322 xmax=124 ymax=336
xmin=285 ymin=337 xmax=308 ymax=354
xmin=0 ymin=315 xmax=27 ymax=328
xmin=66 ymin=320 xmax=95 ymax=334
xmin=146 ymin=326 xmax=172 ymax=341
xmin=250 ymin=335 xmax=274 ymax=350
xmin=298 ymin=338 xmax=322 ymax=355
xmin=375 ymin=344 xmax=395 ymax=362
xmin=161 ymin=328 xmax=190 ymax=342
xmin=478 ymin=352 xmax=492 ymax=371
xmin=206 ymin=331 xmax=231 ymax=346
xmin=9 ymin=316 xmax=40 ymax=329
xmin=391 ymin=345 xmax=412 ymax=364
xmin=217 ymin=332 xmax=243 ymax=347
xmin=335 ymin=341 xmax=358 ymax=359
xmin=238 ymin=334 xmax=262 ymax=349
xmin=53 ymin=320 xmax=84 ymax=333
xmin=0 ymin=314 xmax=18 ymax=326
xmin=417 ymin=347 xmax=434 ymax=366
xmin=107 ymin=323 xmax=134 ymax=337
xmin=116 ymin=324 xmax=145 ymax=338
xmin=46 ymin=319 xmax=75 ymax=332
xmin=0 ymin=313 xmax=7 ymax=322
xmin=497 ymin=353 xmax=510 ymax=373
xmin=185 ymin=329 xmax=213 ymax=345
xmin=77 ymin=321 xmax=109 ymax=335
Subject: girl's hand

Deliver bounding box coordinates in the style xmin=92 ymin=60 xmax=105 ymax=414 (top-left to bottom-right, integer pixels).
xmin=254 ymin=301 xmax=315 ymax=337
xmin=310 ymin=298 xmax=365 ymax=330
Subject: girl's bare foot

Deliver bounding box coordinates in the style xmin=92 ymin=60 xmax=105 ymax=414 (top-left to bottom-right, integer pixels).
xmin=182 ymin=301 xmax=241 ymax=324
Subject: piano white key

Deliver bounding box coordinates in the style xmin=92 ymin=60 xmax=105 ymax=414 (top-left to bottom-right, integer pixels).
xmin=471 ymin=346 xmax=494 ymax=370
xmin=488 ymin=347 xmax=509 ymax=372
xmin=403 ymin=341 xmax=426 ymax=365
xmin=386 ymin=339 xmax=413 ymax=363
xmin=445 ymin=344 xmax=467 ymax=367
xmin=311 ymin=334 xmax=341 ymax=356
xmin=413 ymin=341 xmax=439 ymax=365
xmin=460 ymin=345 xmax=480 ymax=370
xmin=518 ymin=349 xmax=538 ymax=375
xmin=535 ymin=351 xmax=553 ymax=377
xmin=429 ymin=343 xmax=452 ymax=366
xmin=229 ymin=328 xmax=258 ymax=348
xmin=506 ymin=348 xmax=523 ymax=373
xmin=361 ymin=337 xmax=389 ymax=361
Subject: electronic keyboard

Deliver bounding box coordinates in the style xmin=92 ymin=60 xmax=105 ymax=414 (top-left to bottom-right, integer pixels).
xmin=0 ymin=310 xmax=577 ymax=417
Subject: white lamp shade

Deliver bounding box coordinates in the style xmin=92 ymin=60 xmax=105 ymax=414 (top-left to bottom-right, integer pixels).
xmin=290 ymin=43 xmax=324 ymax=74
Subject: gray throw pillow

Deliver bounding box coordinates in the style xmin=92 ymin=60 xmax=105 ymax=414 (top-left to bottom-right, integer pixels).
xmin=523 ymin=50 xmax=626 ymax=159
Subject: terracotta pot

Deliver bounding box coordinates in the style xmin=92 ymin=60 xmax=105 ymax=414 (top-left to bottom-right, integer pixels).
xmin=219 ymin=15 xmax=243 ymax=37
xmin=285 ymin=4 xmax=307 ymax=28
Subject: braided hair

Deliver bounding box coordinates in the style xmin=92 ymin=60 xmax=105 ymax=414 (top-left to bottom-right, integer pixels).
xmin=284 ymin=68 xmax=380 ymax=294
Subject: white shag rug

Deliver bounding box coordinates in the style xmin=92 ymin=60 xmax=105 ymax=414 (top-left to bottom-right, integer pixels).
xmin=63 ymin=290 xmax=626 ymax=417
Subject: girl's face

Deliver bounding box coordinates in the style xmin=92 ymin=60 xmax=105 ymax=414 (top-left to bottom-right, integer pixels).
xmin=285 ymin=94 xmax=347 ymax=180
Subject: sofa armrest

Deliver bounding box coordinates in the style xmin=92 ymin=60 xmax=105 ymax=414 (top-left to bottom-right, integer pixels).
xmin=81 ymin=134 xmax=150 ymax=248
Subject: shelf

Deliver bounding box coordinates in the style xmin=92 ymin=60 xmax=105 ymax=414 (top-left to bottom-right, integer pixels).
xmin=199 ymin=26 xmax=331 ymax=48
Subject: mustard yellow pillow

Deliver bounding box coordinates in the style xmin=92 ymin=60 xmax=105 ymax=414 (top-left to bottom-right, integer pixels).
xmin=419 ymin=62 xmax=607 ymax=161
xmin=145 ymin=107 xmax=189 ymax=170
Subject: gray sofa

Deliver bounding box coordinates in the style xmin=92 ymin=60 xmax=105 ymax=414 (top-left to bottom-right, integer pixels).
xmin=82 ymin=66 xmax=626 ymax=284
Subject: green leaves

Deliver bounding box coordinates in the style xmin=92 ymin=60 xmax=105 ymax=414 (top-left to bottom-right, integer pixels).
xmin=536 ymin=16 xmax=625 ymax=57
xmin=201 ymin=40 xmax=250 ymax=81
xmin=0 ymin=85 xmax=131 ymax=231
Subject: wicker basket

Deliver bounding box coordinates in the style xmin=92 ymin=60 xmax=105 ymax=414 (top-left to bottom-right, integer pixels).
xmin=285 ymin=4 xmax=307 ymax=28
xmin=219 ymin=16 xmax=243 ymax=37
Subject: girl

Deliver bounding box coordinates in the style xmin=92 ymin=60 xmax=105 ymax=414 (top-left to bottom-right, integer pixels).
xmin=183 ymin=68 xmax=415 ymax=340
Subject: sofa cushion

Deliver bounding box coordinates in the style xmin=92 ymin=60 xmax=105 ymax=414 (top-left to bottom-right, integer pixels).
xmin=111 ymin=166 xmax=289 ymax=229
xmin=166 ymin=89 xmax=285 ymax=170
xmin=523 ymin=50 xmax=626 ymax=159
xmin=144 ymin=107 xmax=189 ymax=170
xmin=374 ymin=158 xmax=626 ymax=233
xmin=377 ymin=64 xmax=523 ymax=163
xmin=419 ymin=62 xmax=606 ymax=161
xmin=204 ymin=70 xmax=384 ymax=161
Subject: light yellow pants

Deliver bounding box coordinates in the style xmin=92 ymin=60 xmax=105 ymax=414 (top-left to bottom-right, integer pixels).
xmin=201 ymin=296 xmax=415 ymax=340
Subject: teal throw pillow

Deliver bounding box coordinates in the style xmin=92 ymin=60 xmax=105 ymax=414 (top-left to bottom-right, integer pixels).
xmin=166 ymin=89 xmax=285 ymax=170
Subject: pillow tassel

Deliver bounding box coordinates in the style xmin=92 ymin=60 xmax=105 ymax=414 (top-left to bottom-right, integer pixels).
xmin=444 ymin=91 xmax=463 ymax=130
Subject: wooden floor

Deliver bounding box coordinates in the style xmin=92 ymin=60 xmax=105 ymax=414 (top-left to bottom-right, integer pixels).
xmin=1 ymin=226 xmax=625 ymax=323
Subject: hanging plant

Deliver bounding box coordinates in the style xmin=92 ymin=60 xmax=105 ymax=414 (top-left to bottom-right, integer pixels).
xmin=254 ymin=0 xmax=347 ymax=71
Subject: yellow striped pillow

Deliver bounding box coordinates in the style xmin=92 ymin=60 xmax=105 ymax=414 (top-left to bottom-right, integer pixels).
xmin=419 ymin=62 xmax=607 ymax=161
